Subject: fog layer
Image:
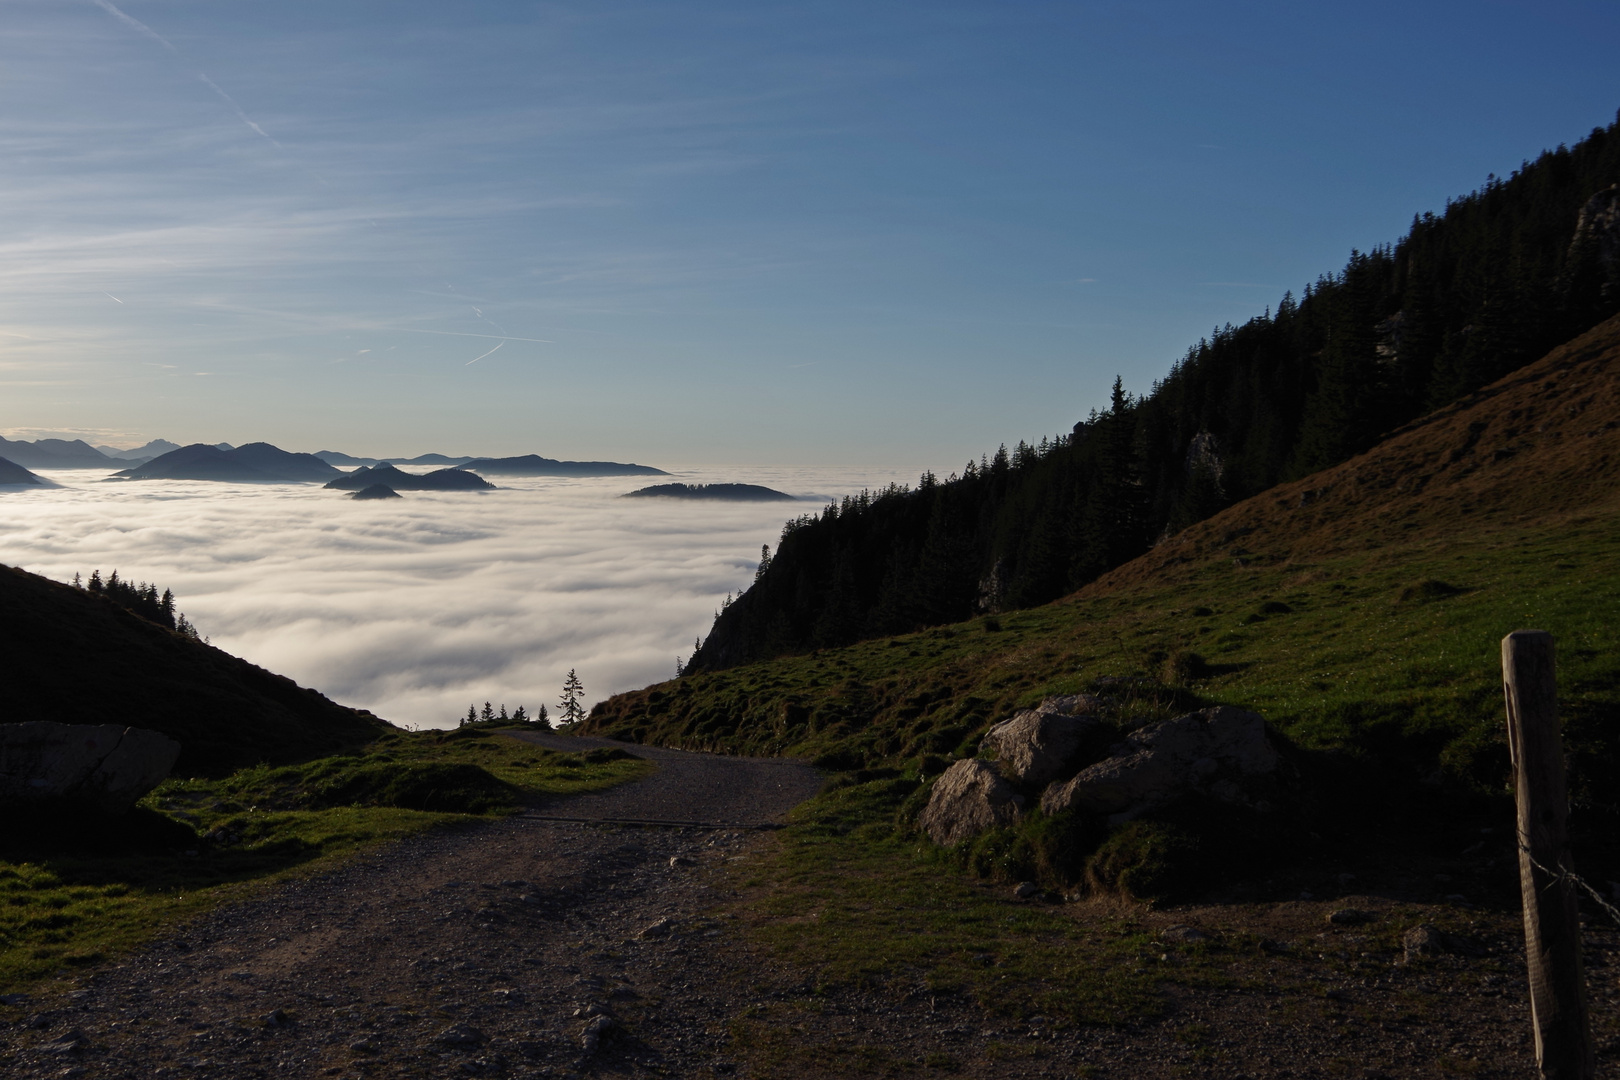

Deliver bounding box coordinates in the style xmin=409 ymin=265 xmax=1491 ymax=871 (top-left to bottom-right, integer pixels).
xmin=2 ymin=466 xmax=911 ymax=728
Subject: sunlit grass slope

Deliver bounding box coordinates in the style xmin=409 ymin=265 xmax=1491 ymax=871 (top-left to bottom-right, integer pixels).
xmin=580 ymin=315 xmax=1620 ymax=1033
xmin=0 ymin=728 xmax=649 ymax=991
xmin=588 ymin=314 xmax=1620 ymax=795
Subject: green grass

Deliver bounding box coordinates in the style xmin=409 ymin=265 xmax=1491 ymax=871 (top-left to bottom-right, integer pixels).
xmin=587 ymin=498 xmax=1620 ymax=1030
xmin=734 ymin=777 xmax=1162 ymax=1026
xmin=0 ymin=729 xmax=650 ymax=992
xmin=591 ymin=504 xmax=1620 ymax=811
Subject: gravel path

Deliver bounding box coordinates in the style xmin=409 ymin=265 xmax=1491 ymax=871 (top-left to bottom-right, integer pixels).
xmin=0 ymin=736 xmax=822 ymax=1079
xmin=3 ymin=735 xmax=1609 ymax=1079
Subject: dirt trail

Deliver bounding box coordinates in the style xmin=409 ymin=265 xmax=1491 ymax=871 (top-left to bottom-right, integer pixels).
xmin=4 ymin=734 xmax=1602 ymax=1079
xmin=2 ymin=736 xmax=822 ymax=1079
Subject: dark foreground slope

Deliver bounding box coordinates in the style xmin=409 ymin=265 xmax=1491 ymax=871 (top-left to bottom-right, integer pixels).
xmin=0 ymin=565 xmax=390 ymax=775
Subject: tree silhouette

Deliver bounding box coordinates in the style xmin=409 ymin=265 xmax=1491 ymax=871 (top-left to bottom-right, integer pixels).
xmin=559 ymin=669 xmax=586 ymax=725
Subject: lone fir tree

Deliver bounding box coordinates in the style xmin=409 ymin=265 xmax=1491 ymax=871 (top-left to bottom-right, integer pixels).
xmin=559 ymin=669 xmax=586 ymax=726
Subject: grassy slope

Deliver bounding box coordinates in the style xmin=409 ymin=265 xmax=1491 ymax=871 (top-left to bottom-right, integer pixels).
xmin=0 ymin=564 xmax=390 ymax=776
xmin=580 ymin=316 xmax=1620 ymax=1033
xmin=588 ymin=313 xmax=1620 ymax=786
xmin=0 ymin=729 xmax=650 ymax=992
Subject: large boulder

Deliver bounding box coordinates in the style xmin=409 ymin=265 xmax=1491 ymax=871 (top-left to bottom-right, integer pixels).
xmin=0 ymin=722 xmax=181 ymax=814
xmin=1041 ymin=706 xmax=1280 ymax=821
xmin=917 ymin=759 xmax=1025 ymax=846
xmin=978 ymin=694 xmax=1106 ymax=788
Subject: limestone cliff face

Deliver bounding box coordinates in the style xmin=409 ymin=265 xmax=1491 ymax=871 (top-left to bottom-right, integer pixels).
xmin=1570 ymin=183 xmax=1620 ymax=304
xmin=1571 ymin=184 xmax=1620 ymax=270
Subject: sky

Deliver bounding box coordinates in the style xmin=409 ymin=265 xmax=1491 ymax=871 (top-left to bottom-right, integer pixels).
xmin=2 ymin=465 xmax=910 ymax=724
xmin=2 ymin=1 xmax=1618 ymax=469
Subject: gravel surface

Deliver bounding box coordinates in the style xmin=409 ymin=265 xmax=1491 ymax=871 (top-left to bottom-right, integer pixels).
xmin=0 ymin=736 xmax=822 ymax=1079
xmin=2 ymin=735 xmax=1614 ymax=1078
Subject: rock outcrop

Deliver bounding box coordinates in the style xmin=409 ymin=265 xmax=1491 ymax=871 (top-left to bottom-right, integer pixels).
xmin=1040 ymin=706 xmax=1280 ymax=821
xmin=917 ymin=759 xmax=1025 ymax=846
xmin=978 ymin=694 xmax=1106 ymax=788
xmin=0 ymin=722 xmax=181 ymax=814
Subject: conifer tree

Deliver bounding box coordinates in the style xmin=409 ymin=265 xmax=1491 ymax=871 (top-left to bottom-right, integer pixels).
xmin=559 ymin=669 xmax=586 ymax=725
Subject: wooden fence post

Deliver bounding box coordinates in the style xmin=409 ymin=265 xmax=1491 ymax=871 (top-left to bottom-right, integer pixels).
xmin=1502 ymin=629 xmax=1594 ymax=1080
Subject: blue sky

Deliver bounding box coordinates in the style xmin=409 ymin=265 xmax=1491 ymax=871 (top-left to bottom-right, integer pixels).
xmin=3 ymin=0 xmax=1618 ymax=467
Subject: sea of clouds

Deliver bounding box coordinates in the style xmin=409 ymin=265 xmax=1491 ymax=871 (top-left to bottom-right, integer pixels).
xmin=0 ymin=465 xmax=914 ymax=729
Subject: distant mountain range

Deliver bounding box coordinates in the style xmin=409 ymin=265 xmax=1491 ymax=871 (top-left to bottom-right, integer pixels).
xmin=0 ymin=456 xmax=48 ymax=485
xmin=325 ymin=464 xmax=494 ymax=492
xmin=460 ymin=454 xmax=667 ymax=477
xmin=94 ymin=439 xmax=186 ymax=461
xmin=0 ymin=435 xmax=666 ymax=481
xmin=314 ymin=451 xmax=475 ymax=467
xmin=0 ymin=436 xmax=121 ymax=468
xmin=114 ymin=443 xmax=341 ymax=483
xmin=623 ymin=482 xmax=795 ymax=502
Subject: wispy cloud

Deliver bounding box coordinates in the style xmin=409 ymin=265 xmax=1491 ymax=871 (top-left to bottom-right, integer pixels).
xmin=90 ymin=0 xmax=284 ymax=149
xmin=88 ymin=0 xmax=178 ymax=53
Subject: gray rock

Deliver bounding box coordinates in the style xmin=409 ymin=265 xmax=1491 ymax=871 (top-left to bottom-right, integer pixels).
xmin=1013 ymin=881 xmax=1039 ymax=899
xmin=978 ymin=695 xmax=1107 ymax=788
xmin=1160 ymin=925 xmax=1207 ymax=943
xmin=45 ymin=1028 xmax=89 ymax=1054
xmin=580 ymin=1014 xmax=616 ymax=1054
xmin=1327 ymin=908 xmax=1373 ymax=926
xmin=436 ymin=1023 xmax=484 ymax=1048
xmin=1041 ymin=706 xmax=1280 ymax=820
xmin=0 ymin=722 xmax=180 ymax=814
xmin=917 ymin=759 xmax=1025 ymax=846
xmin=639 ymin=917 xmax=672 ymax=939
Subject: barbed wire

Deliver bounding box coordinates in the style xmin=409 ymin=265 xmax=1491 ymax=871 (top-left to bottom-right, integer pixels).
xmin=1519 ymin=843 xmax=1620 ymax=928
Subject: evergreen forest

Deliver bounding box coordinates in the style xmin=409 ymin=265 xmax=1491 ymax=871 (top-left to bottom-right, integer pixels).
xmin=75 ymin=570 xmax=201 ymax=639
xmin=689 ymin=113 xmax=1620 ymax=672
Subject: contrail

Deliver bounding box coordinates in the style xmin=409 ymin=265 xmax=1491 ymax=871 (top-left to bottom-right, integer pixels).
xmin=104 ymin=292 xmax=124 ymax=304
xmin=465 ymin=340 xmax=504 ymax=366
xmin=90 ymin=0 xmax=177 ymax=51
xmin=91 ymin=0 xmax=282 ymax=149
xmin=198 ymin=73 xmax=283 ymax=149
xmin=398 ymin=329 xmax=552 ymax=343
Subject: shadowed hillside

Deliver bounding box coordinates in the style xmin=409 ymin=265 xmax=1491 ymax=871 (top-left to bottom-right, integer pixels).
xmin=1100 ymin=312 xmax=1620 ymax=593
xmin=0 ymin=564 xmax=391 ymax=775
xmin=688 ymin=116 xmax=1620 ymax=671
xmin=586 ymin=313 xmax=1620 ymax=818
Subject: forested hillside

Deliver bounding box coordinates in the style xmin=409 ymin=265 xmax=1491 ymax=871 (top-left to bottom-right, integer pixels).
xmin=690 ymin=112 xmax=1620 ymax=672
